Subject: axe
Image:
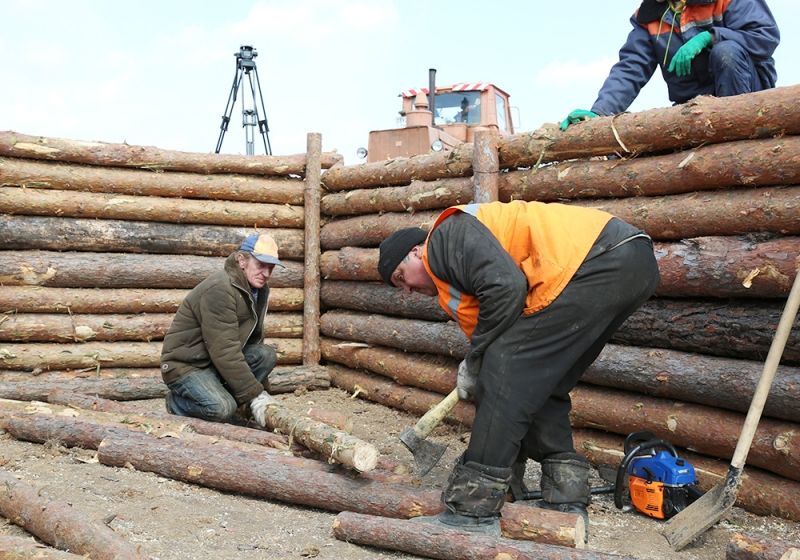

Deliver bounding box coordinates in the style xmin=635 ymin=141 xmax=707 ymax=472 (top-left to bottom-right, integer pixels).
xmin=399 ymin=388 xmax=460 ymax=476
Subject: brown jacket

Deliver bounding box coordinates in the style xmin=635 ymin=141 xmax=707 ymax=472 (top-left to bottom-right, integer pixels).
xmin=160 ymin=253 xmax=268 ymax=404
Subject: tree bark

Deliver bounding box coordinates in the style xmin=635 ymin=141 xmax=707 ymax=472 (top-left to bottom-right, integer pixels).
xmin=95 ymin=429 xmax=583 ymax=546
xmin=584 ymin=344 xmax=800 ymax=423
xmin=653 ymin=236 xmax=800 ymax=298
xmin=499 ymin=136 xmax=800 ymax=203
xmin=321 ymin=337 xmax=457 ymax=394
xmin=569 ymin=384 xmax=800 ymax=481
xmin=726 ymin=532 xmax=800 ymax=560
xmin=263 ymin=404 xmax=379 ymax=472
xmin=0 ymin=368 xmax=161 ymax=381
xmin=0 ymin=286 xmax=304 ymax=313
xmin=321 ymin=281 xmax=448 ymax=321
xmin=321 ymin=211 xmax=438 ymax=250
xmin=265 ymin=365 xmax=330 ymax=394
xmin=321 ymin=311 xmax=468 ymax=358
xmin=0 ymin=536 xmax=87 ymax=559
xmin=0 ymin=376 xmax=166 ymax=401
xmin=499 ymin=85 xmax=800 ymax=168
xmin=0 ymin=251 xmax=303 ymax=288
xmin=321 ymin=177 xmax=473 ymax=216
xmin=0 ymin=469 xmax=150 ymax=560
xmin=320 ymin=248 xmax=380 ymax=281
xmin=328 ymin=364 xmax=475 ymax=426
xmin=569 ymin=186 xmax=800 ymax=240
xmin=303 ymin=133 xmax=322 ymax=366
xmin=572 ymin=428 xmax=800 ymax=521
xmin=614 ymin=298 xmax=800 ymax=364
xmin=0 ymin=130 xmax=341 ymax=174
xmin=332 ymin=511 xmax=634 ymax=559
xmin=0 ymin=339 xmax=302 ymax=371
xmin=0 ymin=215 xmax=304 ymax=258
xmin=306 ymin=406 xmax=353 ymax=433
xmin=0 ymin=186 xmax=304 ymax=228
xmin=0 ymin=155 xmax=305 ymax=203
xmin=473 ymin=130 xmax=499 ymax=203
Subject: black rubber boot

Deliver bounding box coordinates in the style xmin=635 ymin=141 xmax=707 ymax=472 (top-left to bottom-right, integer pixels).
xmin=535 ymin=452 xmax=591 ymax=542
xmin=508 ymin=458 xmax=529 ymax=501
xmin=412 ymin=456 xmax=512 ymax=537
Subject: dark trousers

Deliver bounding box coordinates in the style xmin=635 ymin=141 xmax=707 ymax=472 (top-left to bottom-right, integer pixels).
xmin=709 ymin=40 xmax=773 ymax=96
xmin=464 ymin=233 xmax=659 ymax=467
xmin=165 ymin=344 xmax=277 ymax=422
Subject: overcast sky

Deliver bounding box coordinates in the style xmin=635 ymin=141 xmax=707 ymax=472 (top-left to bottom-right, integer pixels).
xmin=1 ymin=0 xmax=797 ymax=165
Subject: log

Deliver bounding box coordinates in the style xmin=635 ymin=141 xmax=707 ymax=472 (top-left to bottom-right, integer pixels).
xmin=320 ymin=310 xmax=468 ymax=357
xmin=1 ymin=396 xmax=291 ymax=451
xmin=321 ymin=177 xmax=473 ymax=216
xmin=0 ymin=376 xmax=166 ymax=401
xmin=727 ymin=532 xmax=800 ymax=560
xmin=0 ymin=286 xmax=304 ymax=313
xmin=321 ymin=281 xmax=448 ymax=321
xmin=0 ymin=368 xmax=161 ymax=381
xmin=584 ymin=344 xmax=800 ymax=423
xmin=0 ymin=313 xmax=174 ymax=342
xmin=0 ymin=536 xmax=87 ymax=559
xmin=322 ymin=86 xmax=800 ymax=190
xmin=321 ymin=337 xmax=457 ymax=394
xmin=95 ymin=429 xmax=584 ymax=546
xmin=499 ymin=136 xmax=800 ymax=202
xmin=332 ymin=511 xmax=629 ymax=560
xmin=263 ymin=403 xmax=379 ymax=472
xmin=0 ymin=469 xmax=149 ymax=560
xmin=0 ymin=251 xmax=303 ymax=288
xmin=473 ymin=130 xmax=499 ymax=203
xmin=653 ymin=236 xmax=800 ymax=298
xmin=0 ymin=215 xmax=304 ymax=258
xmin=569 ymin=186 xmax=800 ymax=240
xmin=303 ymin=133 xmax=322 ymax=365
xmin=0 ymin=155 xmax=305 ymax=203
xmin=614 ymin=298 xmax=800 ymax=364
xmin=0 ymin=339 xmax=302 ymax=371
xmin=306 ymin=406 xmax=353 ymax=433
xmin=572 ymin=428 xmax=800 ymax=521
xmin=265 ymin=365 xmax=330 ymax=394
xmin=0 ymin=130 xmax=341 ymax=174
xmin=498 ymin=85 xmax=800 ymax=168
xmin=328 ymin=364 xmax=475 ymax=426
xmin=0 ymin=186 xmax=304 ymax=228
xmin=569 ymin=384 xmax=800 ymax=481
xmin=321 ymin=210 xmax=438 ymax=250
xmin=320 ymin=247 xmax=381 ymax=281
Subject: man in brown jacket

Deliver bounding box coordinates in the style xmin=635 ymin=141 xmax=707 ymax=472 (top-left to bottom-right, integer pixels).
xmin=160 ymin=233 xmax=282 ymax=426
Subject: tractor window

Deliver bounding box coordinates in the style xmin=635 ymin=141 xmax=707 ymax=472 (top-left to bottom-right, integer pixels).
xmin=495 ymin=93 xmax=508 ymax=132
xmin=434 ymin=91 xmax=480 ymax=125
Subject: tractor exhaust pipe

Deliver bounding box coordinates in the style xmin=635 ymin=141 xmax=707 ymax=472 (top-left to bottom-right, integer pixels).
xmin=428 ymin=68 xmax=437 ymax=127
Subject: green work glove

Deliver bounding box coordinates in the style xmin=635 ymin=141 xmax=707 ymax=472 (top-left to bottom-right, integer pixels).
xmin=560 ymin=109 xmax=598 ymax=131
xmin=668 ymin=30 xmax=713 ymax=77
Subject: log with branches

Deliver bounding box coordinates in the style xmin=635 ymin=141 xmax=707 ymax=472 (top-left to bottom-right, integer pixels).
xmin=0 ymin=130 xmax=341 ymax=174
xmin=0 ymin=155 xmax=305 ymax=203
xmin=0 ymin=469 xmax=150 ymax=560
xmin=0 ymin=215 xmax=304 ymax=258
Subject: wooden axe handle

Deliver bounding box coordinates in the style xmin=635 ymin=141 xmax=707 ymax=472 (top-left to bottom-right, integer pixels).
xmin=414 ymin=388 xmax=460 ymax=439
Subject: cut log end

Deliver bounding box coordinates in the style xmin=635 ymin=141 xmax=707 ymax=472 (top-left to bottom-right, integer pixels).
xmin=352 ymin=443 xmax=379 ymax=473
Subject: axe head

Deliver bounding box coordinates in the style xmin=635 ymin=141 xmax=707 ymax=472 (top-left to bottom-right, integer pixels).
xmin=399 ymin=426 xmax=448 ymax=476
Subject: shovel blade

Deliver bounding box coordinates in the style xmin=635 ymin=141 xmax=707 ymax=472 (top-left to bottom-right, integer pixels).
xmin=662 ymin=466 xmax=741 ymax=551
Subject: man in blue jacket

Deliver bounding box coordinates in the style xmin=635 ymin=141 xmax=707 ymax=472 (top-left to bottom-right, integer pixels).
xmin=560 ymin=0 xmax=780 ymax=130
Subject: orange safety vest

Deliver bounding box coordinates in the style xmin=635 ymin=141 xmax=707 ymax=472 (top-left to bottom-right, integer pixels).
xmin=421 ymin=201 xmax=612 ymax=339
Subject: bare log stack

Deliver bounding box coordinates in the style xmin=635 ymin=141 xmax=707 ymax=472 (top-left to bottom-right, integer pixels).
xmin=316 ymin=86 xmax=800 ymax=524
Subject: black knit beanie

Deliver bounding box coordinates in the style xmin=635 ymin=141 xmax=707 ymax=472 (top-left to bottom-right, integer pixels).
xmin=378 ymin=227 xmax=428 ymax=285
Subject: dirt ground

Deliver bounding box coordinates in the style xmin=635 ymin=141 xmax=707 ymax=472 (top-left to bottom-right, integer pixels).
xmin=1 ymin=387 xmax=798 ymax=559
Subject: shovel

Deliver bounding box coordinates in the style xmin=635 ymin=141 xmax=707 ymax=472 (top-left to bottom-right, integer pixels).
xmin=399 ymin=388 xmax=460 ymax=476
xmin=662 ymin=269 xmax=800 ymax=551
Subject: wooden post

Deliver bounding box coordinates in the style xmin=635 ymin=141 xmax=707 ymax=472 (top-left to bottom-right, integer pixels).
xmin=472 ymin=130 xmax=499 ymax=203
xmin=303 ymin=133 xmax=322 ymax=365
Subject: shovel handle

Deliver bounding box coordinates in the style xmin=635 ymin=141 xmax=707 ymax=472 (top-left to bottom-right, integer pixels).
xmin=731 ymin=269 xmax=800 ymax=469
xmin=414 ymin=388 xmax=460 ymax=440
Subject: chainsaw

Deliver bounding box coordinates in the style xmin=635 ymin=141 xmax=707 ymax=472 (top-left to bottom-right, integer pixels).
xmin=614 ymin=431 xmax=703 ymax=520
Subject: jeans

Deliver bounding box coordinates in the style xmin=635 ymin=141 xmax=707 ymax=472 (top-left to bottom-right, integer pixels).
xmin=165 ymin=344 xmax=277 ymax=422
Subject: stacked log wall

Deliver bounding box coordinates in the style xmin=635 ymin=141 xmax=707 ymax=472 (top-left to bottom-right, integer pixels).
xmin=316 ymin=86 xmax=800 ymax=520
xmin=0 ymin=132 xmax=338 ymax=384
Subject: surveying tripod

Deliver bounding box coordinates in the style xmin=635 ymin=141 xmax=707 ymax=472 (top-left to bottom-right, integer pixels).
xmin=214 ymin=45 xmax=272 ymax=155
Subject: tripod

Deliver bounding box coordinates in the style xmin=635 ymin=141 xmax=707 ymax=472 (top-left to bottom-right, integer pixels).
xmin=215 ymin=45 xmax=272 ymax=155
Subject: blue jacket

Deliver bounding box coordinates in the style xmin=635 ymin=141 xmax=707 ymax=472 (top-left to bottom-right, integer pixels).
xmin=591 ymin=0 xmax=779 ymax=116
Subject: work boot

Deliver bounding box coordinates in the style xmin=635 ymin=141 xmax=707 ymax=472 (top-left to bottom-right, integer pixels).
xmin=508 ymin=458 xmax=530 ymax=501
xmin=412 ymin=456 xmax=512 ymax=537
xmin=535 ymin=452 xmax=591 ymax=542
